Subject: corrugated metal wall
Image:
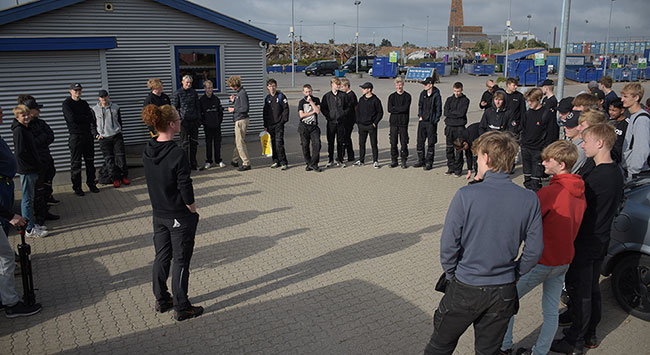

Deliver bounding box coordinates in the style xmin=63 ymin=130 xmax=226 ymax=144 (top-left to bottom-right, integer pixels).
xmin=0 ymin=51 xmax=105 ymax=170
xmin=0 ymin=0 xmax=267 ymax=171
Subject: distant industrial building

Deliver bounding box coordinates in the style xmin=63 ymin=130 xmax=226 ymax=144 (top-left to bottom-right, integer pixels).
xmin=448 ymin=0 xmax=489 ymax=49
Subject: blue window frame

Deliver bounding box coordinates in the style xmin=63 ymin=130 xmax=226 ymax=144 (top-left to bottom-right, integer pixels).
xmin=174 ymin=45 xmax=221 ymax=92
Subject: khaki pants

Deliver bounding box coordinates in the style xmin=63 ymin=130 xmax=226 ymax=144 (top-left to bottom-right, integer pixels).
xmin=232 ymin=118 xmax=250 ymax=166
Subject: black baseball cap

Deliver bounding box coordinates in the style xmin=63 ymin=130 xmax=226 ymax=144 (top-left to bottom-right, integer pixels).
xmin=70 ymin=83 xmax=82 ymax=90
xmin=422 ymin=77 xmax=434 ymax=85
xmin=22 ymin=98 xmax=43 ymax=110
xmin=557 ymin=97 xmax=574 ymax=114
xmin=98 ymin=90 xmax=109 ymax=98
xmin=360 ymin=82 xmax=373 ymax=90
xmin=593 ymin=89 xmax=605 ymax=101
xmin=542 ymin=79 xmax=554 ymax=86
xmin=560 ymin=110 xmax=581 ymax=128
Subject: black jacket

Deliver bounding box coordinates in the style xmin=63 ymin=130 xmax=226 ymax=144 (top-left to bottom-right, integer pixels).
xmin=321 ymin=90 xmax=347 ymax=124
xmin=11 ymin=119 xmax=41 ymax=174
xmin=142 ymin=138 xmax=195 ymax=219
xmin=199 ymin=94 xmax=224 ymax=128
xmin=356 ymin=94 xmax=383 ymax=126
xmin=345 ymin=91 xmax=358 ymax=125
xmin=388 ymin=91 xmax=411 ymax=127
xmin=479 ymin=101 xmax=511 ymax=135
xmin=143 ymin=92 xmax=171 ymax=107
xmin=263 ymin=91 xmax=289 ymax=128
xmin=417 ymin=88 xmax=442 ymax=124
xmin=444 ymin=94 xmax=470 ymax=127
xmin=479 ymin=85 xmax=499 ymax=110
xmin=62 ymin=97 xmax=95 ymax=135
xmin=29 ymin=118 xmax=54 ymax=157
xmin=505 ymin=90 xmax=526 ymax=135
xmin=520 ymin=107 xmax=552 ymax=150
xmin=173 ymin=88 xmax=200 ymax=121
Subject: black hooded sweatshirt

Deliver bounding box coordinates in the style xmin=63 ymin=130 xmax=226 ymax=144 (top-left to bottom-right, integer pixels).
xmin=142 ymin=138 xmax=195 ymax=219
xmin=479 ymin=99 xmax=511 ymax=135
xmin=11 ymin=119 xmax=41 ymax=174
xmin=444 ymin=93 xmax=470 ymax=127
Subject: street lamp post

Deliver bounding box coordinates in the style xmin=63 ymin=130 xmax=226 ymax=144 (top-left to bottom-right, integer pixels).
xmin=426 ymin=16 xmax=429 ymax=49
xmin=290 ymin=0 xmax=295 ymax=88
xmin=625 ymin=25 xmax=631 ymax=42
xmin=604 ymin=0 xmax=614 ymax=71
xmin=451 ymin=8 xmax=456 ymax=73
xmin=333 ymin=22 xmax=336 ymax=59
xmin=504 ymin=0 xmax=512 ymax=78
xmin=526 ymin=14 xmax=532 ymax=49
xmin=355 ymin=1 xmax=361 ymax=74
xmin=557 ymin=0 xmax=572 ymax=100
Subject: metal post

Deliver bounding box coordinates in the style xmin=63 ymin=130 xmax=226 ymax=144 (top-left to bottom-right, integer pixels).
xmin=299 ymin=20 xmax=302 ymax=61
xmin=604 ymin=0 xmax=614 ymax=72
xmin=488 ymin=39 xmax=492 ymax=57
xmin=291 ymin=0 xmax=295 ymax=88
xmin=426 ymin=16 xmax=429 ymax=49
xmin=504 ymin=0 xmax=511 ymax=78
xmin=527 ymin=14 xmax=532 ymax=49
xmin=333 ymin=22 xmax=336 ymax=59
xmin=355 ymin=1 xmax=361 ymax=74
xmin=451 ymin=8 xmax=456 ymax=73
xmin=557 ymin=0 xmax=572 ymax=100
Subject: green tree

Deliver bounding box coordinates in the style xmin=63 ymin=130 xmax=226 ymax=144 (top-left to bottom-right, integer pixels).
xmin=380 ymin=38 xmax=392 ymax=47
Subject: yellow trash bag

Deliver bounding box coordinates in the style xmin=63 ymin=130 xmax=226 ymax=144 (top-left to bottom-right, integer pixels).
xmin=260 ymin=131 xmax=273 ymax=157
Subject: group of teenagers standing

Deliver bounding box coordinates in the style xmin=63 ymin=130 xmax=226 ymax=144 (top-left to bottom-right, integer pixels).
xmin=424 ymin=77 xmax=650 ymax=355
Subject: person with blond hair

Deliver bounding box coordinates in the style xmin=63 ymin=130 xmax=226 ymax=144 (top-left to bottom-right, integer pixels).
xmin=387 ymin=76 xmax=411 ymax=168
xmin=620 ymin=83 xmax=649 ymax=179
xmin=227 ymin=75 xmax=251 ymax=171
xmin=552 ymin=124 xmax=623 ymax=354
xmin=143 ymin=78 xmax=171 ymax=136
xmin=142 ymin=104 xmax=202 ymax=322
xmin=501 ymin=140 xmax=586 ymax=355
xmin=424 ymin=131 xmax=543 ymax=355
xmin=173 ymin=75 xmax=201 ymax=171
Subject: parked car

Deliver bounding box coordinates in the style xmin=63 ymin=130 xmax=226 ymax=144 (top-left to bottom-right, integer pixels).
xmin=602 ymin=173 xmax=650 ymax=321
xmin=342 ymin=56 xmax=375 ymax=73
xmin=305 ymin=60 xmax=339 ymax=76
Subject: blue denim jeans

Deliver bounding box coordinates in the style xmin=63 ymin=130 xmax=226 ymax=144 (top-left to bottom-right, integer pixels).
xmin=0 ymin=228 xmax=19 ymax=307
xmin=19 ymin=173 xmax=38 ymax=231
xmin=501 ymin=263 xmax=570 ymax=355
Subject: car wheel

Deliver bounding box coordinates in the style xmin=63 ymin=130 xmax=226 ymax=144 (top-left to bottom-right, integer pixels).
xmin=611 ymin=254 xmax=650 ymax=321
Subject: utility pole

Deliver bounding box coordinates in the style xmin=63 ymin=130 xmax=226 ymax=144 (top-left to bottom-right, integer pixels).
xmin=333 ymin=22 xmax=336 ymax=59
xmin=526 ymin=14 xmax=532 ymax=49
xmin=451 ymin=8 xmax=456 ymax=73
xmin=298 ymin=20 xmax=303 ymax=61
xmin=426 ymin=16 xmax=429 ymax=48
xmin=504 ymin=0 xmax=512 ymax=78
xmin=604 ymin=0 xmax=614 ymax=71
xmin=557 ymin=0 xmax=572 ymax=100
xmin=488 ymin=39 xmax=492 ymax=57
xmin=355 ymin=1 xmax=361 ymax=74
xmin=291 ymin=0 xmax=295 ymax=88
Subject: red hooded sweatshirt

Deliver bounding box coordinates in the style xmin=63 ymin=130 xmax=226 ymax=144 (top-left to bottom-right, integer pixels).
xmin=536 ymin=173 xmax=587 ymax=266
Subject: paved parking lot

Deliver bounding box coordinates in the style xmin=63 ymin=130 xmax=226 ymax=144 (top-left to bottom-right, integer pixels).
xmin=1 ymin=73 xmax=649 ymax=354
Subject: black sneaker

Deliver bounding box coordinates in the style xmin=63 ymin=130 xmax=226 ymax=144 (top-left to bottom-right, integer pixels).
xmin=230 ymin=161 xmax=239 ymax=168
xmin=413 ymin=161 xmax=424 ymax=168
xmin=584 ymin=334 xmax=599 ymax=349
xmin=498 ymin=349 xmax=512 ymax=355
xmin=515 ymin=348 xmax=532 ymax=355
xmin=305 ymin=165 xmax=313 ymax=171
xmin=445 ymin=170 xmax=453 ymax=175
xmin=238 ymin=165 xmax=251 ymax=171
xmin=87 ymin=185 xmax=100 ymax=193
xmin=47 ymin=196 xmax=61 ymax=205
xmin=45 ymin=212 xmax=60 ymax=221
xmin=401 ymin=162 xmax=408 ymax=169
xmin=74 ymin=188 xmax=85 ymax=196
xmin=550 ymin=337 xmax=583 ymax=355
xmin=173 ymin=305 xmax=204 ymax=321
xmin=155 ymin=299 xmax=173 ymax=313
xmin=424 ymin=165 xmax=433 ymax=171
xmin=390 ymin=161 xmax=399 ymax=168
xmin=558 ymin=310 xmax=572 ymax=326
xmin=310 ymin=165 xmax=321 ymax=172
xmin=5 ymin=301 xmax=42 ymax=318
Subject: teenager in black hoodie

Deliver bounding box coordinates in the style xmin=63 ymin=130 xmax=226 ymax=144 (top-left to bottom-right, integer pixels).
xmin=142 ymin=104 xmax=202 ymax=322
xmin=521 ymin=88 xmax=552 ymax=191
xmin=387 ymin=77 xmax=411 ymax=168
xmin=143 ymin=78 xmax=172 ymax=137
xmin=444 ymin=82 xmax=470 ymax=176
xmin=479 ymin=90 xmax=510 ymax=135
xmin=199 ymin=80 xmax=224 ymax=170
xmin=416 ymin=77 xmax=442 ymax=170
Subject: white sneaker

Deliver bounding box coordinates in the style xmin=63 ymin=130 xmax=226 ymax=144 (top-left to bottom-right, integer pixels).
xmin=373 ymin=161 xmax=380 ymax=169
xmin=218 ymin=162 xmax=227 ymax=168
xmin=204 ymin=162 xmax=211 ymax=170
xmin=353 ymin=160 xmax=364 ymax=166
xmin=34 ymin=224 xmax=47 ymax=231
xmin=26 ymin=227 xmax=48 ymax=238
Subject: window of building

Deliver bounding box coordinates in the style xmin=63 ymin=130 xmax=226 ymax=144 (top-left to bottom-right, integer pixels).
xmin=174 ymin=46 xmax=221 ymax=92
